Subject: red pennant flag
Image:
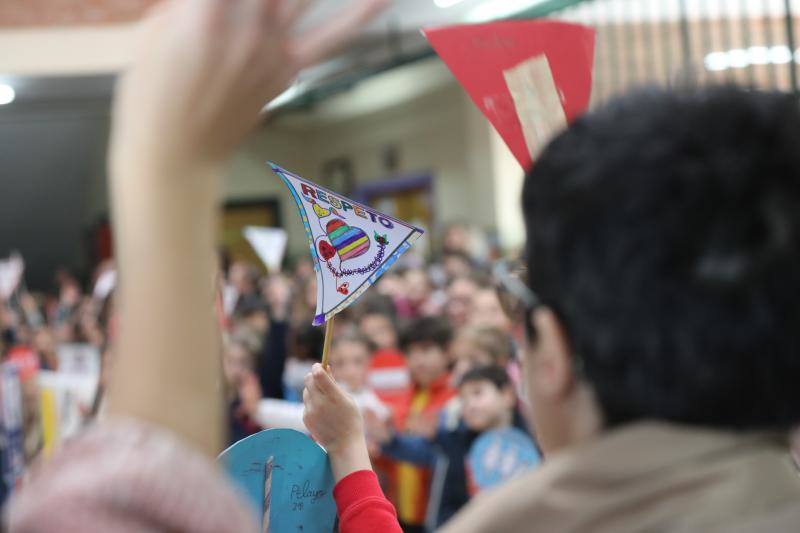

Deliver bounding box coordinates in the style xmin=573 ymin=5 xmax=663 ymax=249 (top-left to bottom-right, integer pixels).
xmin=423 ymin=20 xmax=595 ymax=171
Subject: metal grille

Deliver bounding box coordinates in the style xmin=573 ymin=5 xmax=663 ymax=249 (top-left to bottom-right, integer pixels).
xmin=550 ymin=0 xmax=800 ymax=105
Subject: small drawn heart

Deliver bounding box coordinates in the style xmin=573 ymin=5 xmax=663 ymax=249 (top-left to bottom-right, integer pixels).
xmin=337 ymin=283 xmax=350 ymax=295
xmin=318 ymin=240 xmax=336 ymax=261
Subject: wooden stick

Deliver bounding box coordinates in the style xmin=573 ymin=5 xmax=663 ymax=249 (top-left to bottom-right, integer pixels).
xmin=321 ymin=315 xmax=335 ymax=369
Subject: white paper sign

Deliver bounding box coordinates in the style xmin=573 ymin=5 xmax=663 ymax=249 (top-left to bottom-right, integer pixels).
xmin=93 ymin=269 xmax=116 ymax=300
xmin=243 ymin=227 xmax=288 ymax=273
xmin=271 ymin=164 xmax=424 ymax=326
xmin=0 ymin=253 xmax=24 ymax=301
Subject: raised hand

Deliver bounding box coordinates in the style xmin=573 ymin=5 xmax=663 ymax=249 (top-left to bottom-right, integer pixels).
xmin=112 ymin=0 xmax=390 ymax=168
xmin=107 ymin=0 xmax=389 ymax=457
xmin=303 ymin=363 xmax=372 ymax=481
xmin=264 ymin=274 xmax=293 ymax=321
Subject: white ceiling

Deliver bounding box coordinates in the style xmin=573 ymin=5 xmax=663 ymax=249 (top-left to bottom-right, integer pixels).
xmin=302 ymin=0 xmax=551 ymax=33
xmin=274 ymin=0 xmax=561 ymax=113
xmin=274 ymin=56 xmax=456 ymax=127
xmin=303 ymin=0 xmax=474 ymax=32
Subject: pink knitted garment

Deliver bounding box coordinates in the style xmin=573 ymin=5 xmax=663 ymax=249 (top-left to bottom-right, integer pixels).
xmin=8 ymin=419 xmax=258 ymax=533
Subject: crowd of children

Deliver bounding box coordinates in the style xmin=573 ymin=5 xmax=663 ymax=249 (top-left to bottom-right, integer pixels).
xmin=219 ymin=223 xmax=539 ymax=532
xmin=0 ymin=224 xmax=540 ymax=531
xmin=6 ymin=0 xmax=800 ymax=530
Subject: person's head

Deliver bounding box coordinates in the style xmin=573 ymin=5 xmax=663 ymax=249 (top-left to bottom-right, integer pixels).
xmin=404 ymin=268 xmax=431 ymax=306
xmin=33 ymin=327 xmax=56 ymax=354
xmin=442 ymin=251 xmax=474 ymax=280
xmin=376 ymin=271 xmax=405 ymax=299
xmin=290 ymin=276 xmax=317 ymax=324
xmin=228 ymin=321 xmax=262 ymax=356
xmin=286 ymin=323 xmax=324 ymax=362
xmin=400 ymin=316 xmax=452 ymax=388
xmin=234 ymin=297 xmax=270 ymax=336
xmin=443 ymin=223 xmax=470 ymax=255
xmin=519 ymin=87 xmax=800 ymax=454
xmin=469 ymin=288 xmax=512 ymax=332
xmin=329 ymin=333 xmax=372 ymax=392
xmin=13 ymin=324 xmax=32 ymax=347
xmin=293 ymin=256 xmax=314 ymax=282
xmin=357 ymin=294 xmax=399 ymax=350
xmin=59 ymin=281 xmax=82 ymax=308
xmin=228 ymin=261 xmax=258 ymax=295
xmin=459 ymin=365 xmax=515 ymax=433
xmin=222 ymin=338 xmax=254 ymax=387
xmin=445 ymin=275 xmax=479 ymax=327
xmin=450 ymin=326 xmax=514 ymax=386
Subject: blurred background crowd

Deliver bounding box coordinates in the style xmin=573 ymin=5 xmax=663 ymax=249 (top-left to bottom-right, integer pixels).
xmin=0 ymin=222 xmax=540 ymax=531
xmin=4 ymin=0 xmax=800 ymax=530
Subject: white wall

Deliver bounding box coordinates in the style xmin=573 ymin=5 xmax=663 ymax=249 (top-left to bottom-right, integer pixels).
xmin=309 ymin=84 xmax=491 ymax=233
xmin=490 ymin=127 xmax=526 ymax=251
xmin=223 ymin=61 xmax=528 ymax=260
xmin=223 ymin=126 xmax=314 ymax=258
xmin=82 ymin=62 xmax=526 ymax=268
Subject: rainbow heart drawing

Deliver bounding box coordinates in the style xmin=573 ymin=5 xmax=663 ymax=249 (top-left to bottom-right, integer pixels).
xmin=272 ymin=162 xmax=425 ymax=327
xmin=326 ymin=219 xmax=370 ymax=261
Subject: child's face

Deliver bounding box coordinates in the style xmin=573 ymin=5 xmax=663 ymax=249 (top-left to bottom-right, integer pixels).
xmin=406 ymin=342 xmax=449 ymax=388
xmin=446 ymin=278 xmax=477 ymax=328
xmin=223 ymin=342 xmax=251 ymax=386
xmin=404 ymin=269 xmax=430 ymax=304
xmin=245 ymin=310 xmax=269 ymax=335
xmin=330 ymin=340 xmax=371 ymax=392
xmin=450 ymin=339 xmax=494 ymax=386
xmin=359 ymin=314 xmax=397 ymax=350
xmin=460 ymin=379 xmax=514 ymax=432
xmin=469 ymin=289 xmax=511 ymax=331
xmin=228 ymin=262 xmax=252 ymax=292
xmin=34 ymin=328 xmax=55 ymax=353
xmin=443 ymin=254 xmax=472 ymax=279
xmin=305 ymin=278 xmax=318 ymax=309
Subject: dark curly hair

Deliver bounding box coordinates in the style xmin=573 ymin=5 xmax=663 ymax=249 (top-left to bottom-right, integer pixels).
xmin=399 ymin=316 xmax=453 ymax=352
xmin=523 ymin=86 xmax=800 ymax=430
xmin=459 ymin=365 xmax=511 ymax=391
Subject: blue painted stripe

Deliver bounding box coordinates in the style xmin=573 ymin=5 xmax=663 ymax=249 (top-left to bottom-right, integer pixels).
xmin=331 ymin=227 xmax=362 ymax=245
xmin=332 ymin=230 xmax=367 ymax=249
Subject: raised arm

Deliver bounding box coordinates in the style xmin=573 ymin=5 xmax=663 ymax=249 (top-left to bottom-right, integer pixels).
xmin=107 ymin=0 xmax=388 ymax=457
xmin=304 ymin=364 xmax=402 ymax=533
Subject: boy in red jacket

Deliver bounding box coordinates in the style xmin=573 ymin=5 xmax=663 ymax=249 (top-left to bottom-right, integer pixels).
xmin=381 ymin=316 xmax=455 ymax=532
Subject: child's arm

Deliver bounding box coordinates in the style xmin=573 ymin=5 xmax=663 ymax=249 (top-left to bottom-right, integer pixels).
xmin=381 ymin=432 xmax=438 ymax=466
xmin=303 ymin=364 xmax=373 ymax=480
xmin=106 ymin=0 xmax=389 ymax=458
xmin=364 ymin=407 xmax=439 ymax=465
xmin=303 ymin=364 xmax=402 ymax=533
xmin=364 ymin=409 xmax=438 ymax=465
xmin=258 ymin=275 xmax=293 ymax=399
xmin=259 ymin=319 xmax=290 ymax=399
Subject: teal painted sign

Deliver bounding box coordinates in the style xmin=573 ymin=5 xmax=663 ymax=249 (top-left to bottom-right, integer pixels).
xmin=220 ymin=429 xmax=337 ymax=532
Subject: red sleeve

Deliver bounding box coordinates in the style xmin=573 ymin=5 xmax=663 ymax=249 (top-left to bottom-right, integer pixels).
xmin=333 ymin=470 xmax=402 ymax=533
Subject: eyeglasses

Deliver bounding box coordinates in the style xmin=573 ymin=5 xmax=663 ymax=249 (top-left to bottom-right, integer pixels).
xmin=494 ymin=259 xmax=587 ymax=379
xmin=493 ymin=259 xmax=540 ymax=340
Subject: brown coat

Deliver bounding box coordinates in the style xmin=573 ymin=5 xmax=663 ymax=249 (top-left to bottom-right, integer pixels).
xmin=440 ymin=422 xmax=800 ymax=533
